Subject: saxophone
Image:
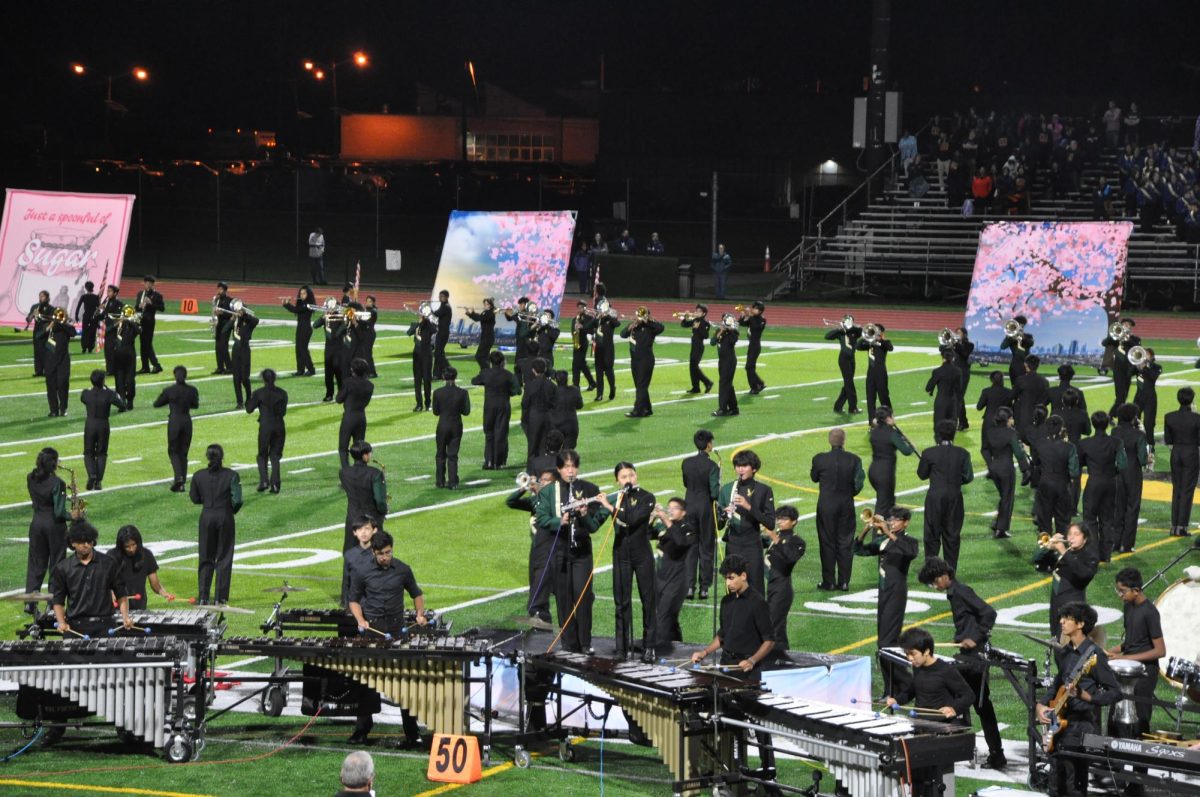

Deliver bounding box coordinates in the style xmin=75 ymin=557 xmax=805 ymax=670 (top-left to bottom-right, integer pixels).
xmin=60 ymin=466 xmax=87 ymax=518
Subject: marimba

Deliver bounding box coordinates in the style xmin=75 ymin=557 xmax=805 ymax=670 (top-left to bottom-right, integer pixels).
xmin=720 ymin=692 xmax=977 ymax=797
xmin=260 ymin=606 xmax=444 ymax=636
xmin=21 ymin=608 xmax=225 ymax=641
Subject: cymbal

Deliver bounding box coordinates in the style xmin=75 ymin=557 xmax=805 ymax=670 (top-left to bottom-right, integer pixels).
xmin=262 ymin=584 xmax=309 ymax=594
xmin=190 ymin=602 xmax=255 ymax=615
xmin=509 ymin=614 xmax=556 ymax=632
xmin=2 ymin=592 xmax=53 ymax=602
xmin=1020 ymin=632 xmax=1064 ymax=650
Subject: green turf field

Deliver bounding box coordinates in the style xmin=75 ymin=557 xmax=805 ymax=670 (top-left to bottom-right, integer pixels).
xmin=0 ymin=307 xmax=1197 ymax=796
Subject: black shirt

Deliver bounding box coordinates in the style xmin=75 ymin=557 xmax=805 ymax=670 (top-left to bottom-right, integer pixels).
xmin=739 ymin=314 xmax=766 ymax=345
xmin=349 ymin=559 xmax=422 ymax=619
xmin=1053 ymin=547 xmax=1098 ymax=600
xmin=946 ymin=580 xmax=996 ymax=647
xmin=893 ymin=659 xmax=975 ymax=720
xmin=471 ymin=365 xmax=520 ymax=407
xmin=337 ymin=375 xmax=374 ymax=412
xmin=81 ymin=386 xmax=127 ymax=419
xmin=343 ymin=545 xmax=375 ymax=581
xmin=247 ymin=384 xmax=288 ymax=425
xmin=657 ymin=518 xmax=697 ymax=560
xmin=717 ymin=587 xmax=774 ymax=663
xmin=51 ymin=550 xmax=125 ymax=620
xmin=1042 ymin=639 xmax=1120 ymax=718
xmin=766 ymin=531 xmax=806 ymax=580
xmin=432 ymin=383 xmax=471 ymax=430
xmin=154 ymin=382 xmax=200 ymax=421
xmin=1120 ymin=599 xmax=1163 ymax=668
xmin=108 ymin=547 xmax=159 ymax=606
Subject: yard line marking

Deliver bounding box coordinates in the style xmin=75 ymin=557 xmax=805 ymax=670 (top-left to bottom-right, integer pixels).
xmin=288 ymin=467 xmax=314 ymax=475
xmin=405 ymin=474 xmax=432 ymax=482
xmin=112 ymin=457 xmax=142 ymax=464
xmin=812 ymin=396 xmax=827 ymax=401
xmin=464 ymin=478 xmax=491 ymax=485
xmin=0 ymin=451 xmax=25 ymax=458
xmin=221 ymin=655 xmax=267 ymax=669
xmin=763 ymin=395 xmax=780 ymax=400
xmin=910 ymin=401 xmax=927 ymax=406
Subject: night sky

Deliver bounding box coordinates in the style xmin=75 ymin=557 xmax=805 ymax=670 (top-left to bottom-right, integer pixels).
xmin=4 ymin=1 xmax=1198 ymax=156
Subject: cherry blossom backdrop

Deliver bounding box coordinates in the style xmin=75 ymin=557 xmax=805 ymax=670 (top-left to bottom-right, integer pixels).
xmin=431 ymin=210 xmax=577 ymax=348
xmin=964 ymin=221 xmax=1133 ymax=366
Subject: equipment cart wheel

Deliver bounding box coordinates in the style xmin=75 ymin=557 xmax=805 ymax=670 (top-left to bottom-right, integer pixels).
xmin=260 ymin=684 xmax=286 ymax=717
xmin=165 ymin=733 xmax=193 ymax=763
xmin=558 ymin=740 xmax=575 ymax=762
xmin=39 ymin=725 xmax=65 ymax=745
xmin=513 ymin=746 xmax=531 ymax=769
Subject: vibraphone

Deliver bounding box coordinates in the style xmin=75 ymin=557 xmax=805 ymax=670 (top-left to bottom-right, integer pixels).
xmin=22 ymin=608 xmax=225 ymax=641
xmin=720 ymin=691 xmax=977 ymax=797
xmin=219 ymin=634 xmax=493 ymax=740
xmin=0 ymin=638 xmax=188 ymax=752
xmin=527 ymin=651 xmax=754 ymax=795
xmin=260 ymin=606 xmax=444 ymax=636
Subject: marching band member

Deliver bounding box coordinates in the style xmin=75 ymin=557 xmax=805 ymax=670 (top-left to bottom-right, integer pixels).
xmin=80 ymin=369 xmax=128 ymax=490
xmin=569 ymin=301 xmax=597 ymax=391
xmin=354 ymin=295 xmax=379 ymax=378
xmin=25 ymin=448 xmax=70 ymax=615
xmin=1076 ymin=411 xmax=1126 ymax=560
xmin=975 ymin=370 xmax=1014 ymax=433
xmin=720 ymin=449 xmax=777 ymax=596
xmin=112 ymin=304 xmax=140 ymax=409
xmin=855 ymin=507 xmax=918 ymax=695
xmin=246 ymin=368 xmax=288 ymax=494
xmin=505 ymin=467 xmax=557 ymax=625
xmin=918 ymin=558 xmax=1007 ymax=770
xmin=999 ymin=314 xmax=1033 ymax=387
xmin=739 ymin=301 xmax=767 ymax=395
xmin=917 ymin=420 xmax=973 ymax=571
xmin=1102 ymin=317 xmax=1140 ymax=412
xmin=550 ymin=370 xmax=583 ymax=450
xmin=1013 ymin=355 xmax=1051 ymax=439
xmin=154 ymin=366 xmax=199 ymax=492
xmin=1164 ymin=387 xmax=1200 ymax=536
xmin=504 ymin=296 xmax=533 ymax=388
xmin=592 ymin=286 xmax=619 ymax=401
xmin=1106 ymin=567 xmax=1165 ymax=737
xmin=52 ymin=520 xmax=133 ymax=637
xmin=430 ymin=289 xmax=452 ymax=379
xmin=1047 ymin=364 xmax=1087 ymax=415
xmin=533 ymin=309 xmax=560 ymax=370
xmin=981 ymin=407 xmax=1029 ymax=539
xmin=471 ymin=350 xmax=519 ymax=470
xmin=1031 ymin=416 xmax=1079 ymax=537
xmin=1132 ymin=347 xmax=1161 ymax=449
xmin=281 ymin=285 xmax=317 ymax=376
xmin=652 ymin=497 xmax=696 ymax=654
xmin=211 ymin=282 xmax=232 ymax=375
xmin=868 ymin=407 xmax=915 ymax=518
xmin=521 ymin=358 xmax=556 ymax=472
xmin=27 ymin=289 xmax=52 ymax=377
xmin=189 ymin=443 xmax=243 ymax=606
xmin=951 ymin=328 xmax=975 ymax=430
xmin=682 ymin=304 xmax=713 ymax=394
xmin=343 ymin=514 xmax=379 ymax=589
xmin=336 ymin=358 xmax=374 ymax=468
xmin=134 ymin=275 xmax=165 ymax=374
xmin=763 ymin=505 xmax=806 ymax=652
xmin=1037 ymin=522 xmax=1097 ymax=638
xmin=857 ymin=324 xmax=893 ymax=418
xmin=74 ymin=281 xmax=100 ymax=354
xmin=44 ymin=307 xmax=76 ymax=417
xmin=682 ymin=429 xmax=720 ymax=600
xmin=340 ymin=441 xmax=388 ymax=605
xmin=810 ymin=429 xmax=864 ymax=591
xmin=406 ymin=305 xmax=435 ymax=411
xmin=607 ymin=462 xmax=658 ymax=661
xmin=711 ymin=313 xmax=740 ymax=417
xmin=825 ymin=316 xmax=862 ymax=414
xmin=466 ymin=298 xmax=497 ymax=373
xmin=111 ymin=525 xmax=175 ymax=610
xmin=225 ymin=301 xmax=259 ymax=409
xmin=620 ymin=308 xmax=664 ymax=418
xmin=1112 ymin=403 xmax=1150 ymax=553
xmin=431 ymin=366 xmax=470 ymax=490
xmin=926 ymin=348 xmax=961 ymax=435
xmin=100 ymin=285 xmax=122 ymax=376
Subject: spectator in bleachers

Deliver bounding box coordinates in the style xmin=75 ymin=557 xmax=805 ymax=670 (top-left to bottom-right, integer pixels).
xmin=1137 ymin=173 xmax=1161 ymax=233
xmin=614 ymin=229 xmax=637 ymax=254
xmin=1092 ymin=176 xmax=1113 ymax=220
xmin=907 ymin=154 xmax=930 ymax=199
xmin=1122 ymin=165 xmax=1139 ymax=218
xmin=946 ymin=159 xmax=968 ymax=211
xmin=1124 ymin=102 xmax=1142 ymax=146
xmin=1049 ymin=113 xmax=1064 ymax=146
xmin=899 ymin=130 xmax=918 ymax=172
xmin=1184 ymin=200 xmax=1200 ymax=243
xmin=1103 ymin=101 xmax=1122 ymax=148
xmin=645 ymin=232 xmax=665 ymax=255
xmin=961 ymin=129 xmax=979 ymax=177
xmin=972 ymin=166 xmax=994 ymax=215
xmin=1006 ymin=176 xmax=1030 ymax=216
xmin=935 ymin=134 xmax=952 ymax=191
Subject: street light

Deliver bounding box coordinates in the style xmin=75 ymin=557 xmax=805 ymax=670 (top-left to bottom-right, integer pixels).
xmin=302 ymin=51 xmax=370 ymax=156
xmin=70 ymin=62 xmax=150 ymax=111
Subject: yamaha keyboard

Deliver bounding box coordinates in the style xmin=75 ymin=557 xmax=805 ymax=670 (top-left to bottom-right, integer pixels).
xmin=1080 ymin=732 xmax=1200 ymax=776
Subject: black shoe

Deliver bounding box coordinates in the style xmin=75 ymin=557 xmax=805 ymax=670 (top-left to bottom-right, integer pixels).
xmin=86 ymin=478 xmax=95 ymax=490
xmin=608 ymin=392 xmax=615 ymax=401
xmin=448 ymin=483 xmax=459 ymax=490
xmin=292 ymin=371 xmax=304 ymax=376
xmin=151 ymin=366 xmax=163 ymax=374
xmin=993 ymin=529 xmax=1012 ymax=539
xmin=593 ymin=394 xmax=604 ymax=402
xmin=711 ymin=409 xmax=728 ymax=417
xmin=170 ymin=482 xmax=185 ymax=492
xmin=93 ymin=481 xmax=102 ymax=490
xmin=849 ymin=408 xmax=862 ymax=414
xmin=836 ymin=583 xmax=850 ymax=592
xmin=322 ymin=395 xmax=334 ymax=403
xmin=983 ymin=752 xmax=1008 ymax=770
xmin=257 ymin=483 xmax=269 ymax=492
xmin=47 ymin=411 xmax=58 ymax=417
xmin=59 ymin=411 xmax=67 ymax=417
xmin=137 ymin=368 xmax=151 ymax=374
xmin=348 ymin=730 xmax=369 ymax=745
xmin=816 ymin=582 xmax=835 ymax=591
xmin=704 ymin=381 xmax=713 ymax=393
xmin=685 ymin=590 xmax=695 ymax=601
xmin=235 ymin=402 xmax=245 ymax=410
xmin=625 ymin=411 xmax=644 ymax=418
xmin=727 ymin=409 xmax=739 ymax=416
xmin=395 ymin=735 xmax=427 ymax=751
xmin=270 ymin=485 xmax=280 ymax=494
xmin=305 ymin=370 xmax=316 ymax=376
xmin=698 ymin=590 xmax=708 ymax=600
xmin=686 ymin=388 xmax=701 ymax=394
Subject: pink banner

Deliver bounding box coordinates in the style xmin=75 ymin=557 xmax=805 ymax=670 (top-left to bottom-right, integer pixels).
xmin=0 ymin=189 xmax=135 ymax=326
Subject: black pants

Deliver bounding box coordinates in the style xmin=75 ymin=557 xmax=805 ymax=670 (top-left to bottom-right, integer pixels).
xmin=482 ymin=402 xmax=510 ymax=468
xmin=1136 ymin=392 xmax=1158 ymax=447
xmin=744 ymin=341 xmax=764 ymax=391
xmin=1081 ymin=477 xmax=1118 ymax=559
xmin=766 ymin=575 xmax=793 ymax=650
xmin=1170 ymin=448 xmax=1199 ymax=529
xmin=139 ymin=320 xmax=159 ymax=371
xmin=1115 ymin=469 xmax=1142 ymax=551
xmin=655 ymin=554 xmax=689 ymax=647
xmin=869 ymin=457 xmax=897 ymax=517
xmin=986 ymin=460 xmax=1017 ymax=532
xmin=294 ymin=324 xmax=314 ymax=373
xmin=555 ymin=418 xmax=579 ymax=451
xmin=524 ymin=412 xmax=549 ymax=471
xmin=725 ymin=536 xmax=765 ymax=597
xmin=528 ymin=529 xmax=556 ymax=621
xmin=923 ymin=489 xmax=964 ymax=571
xmin=435 ymin=425 xmax=462 ymax=487
xmin=631 ymin=354 xmax=655 ymax=414
xmin=83 ymin=420 xmax=111 ymax=483
xmin=960 ymin=663 xmax=1003 ymax=755
xmin=231 ymin=345 xmax=251 ymax=405
xmin=358 ymin=332 xmax=377 ymax=377
xmin=815 ymin=501 xmax=854 ymax=587
xmin=957 ymin=365 xmax=972 ymax=427
xmin=32 ymin=336 xmax=45 ymax=376
xmin=572 ymin=347 xmax=595 ymax=389
xmin=552 ymin=541 xmax=594 ymax=652
xmin=1034 ymin=477 xmax=1072 ymax=536
xmin=433 ymin=339 xmax=448 ymax=379
xmin=474 ymin=339 xmax=491 ymax=372
xmin=932 ymin=392 xmax=958 ymax=434
xmin=338 ymin=410 xmax=367 ymax=468
xmin=214 ymin=329 xmax=231 ymax=372
xmin=167 ymin=419 xmax=193 ymax=486
xmin=612 ymin=535 xmax=657 ymax=654
xmin=594 ymin=344 xmax=615 ymax=399
xmin=685 ymin=499 xmax=717 ymax=594
xmin=411 ymin=351 xmax=432 ymax=408
xmin=865 ymin=370 xmax=889 ymax=418
xmin=257 ymin=424 xmax=285 ymax=489
xmin=113 ymin=352 xmax=136 ymax=406
xmin=80 ymin=319 xmax=97 ymax=352
xmin=717 ymin=356 xmax=738 ymax=413
xmin=833 ymin=353 xmax=858 ymax=412
xmin=26 ymin=514 xmax=66 ymax=600
xmin=45 ymin=362 xmax=70 ymax=415
xmin=356 ymin=613 xmax=422 ymax=741
xmin=689 ymin=347 xmax=712 ymax=392
xmin=103 ymin=334 xmax=116 ymax=374
xmin=1050 ymin=717 xmax=1096 ymax=797
xmin=1111 ymin=366 xmax=1131 ymax=411
xmin=197 ymin=510 xmax=235 ymax=603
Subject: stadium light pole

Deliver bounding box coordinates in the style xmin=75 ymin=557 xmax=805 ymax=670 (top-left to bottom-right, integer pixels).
xmin=71 ymin=63 xmax=150 ymax=153
xmin=304 ymin=51 xmax=369 ymax=156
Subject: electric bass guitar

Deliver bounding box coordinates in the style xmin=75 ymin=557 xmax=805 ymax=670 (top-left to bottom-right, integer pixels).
xmin=1043 ymin=651 xmax=1098 ymax=753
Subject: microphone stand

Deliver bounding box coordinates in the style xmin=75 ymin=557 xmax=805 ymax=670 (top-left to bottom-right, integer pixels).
xmin=1142 ymin=536 xmax=1200 ymax=592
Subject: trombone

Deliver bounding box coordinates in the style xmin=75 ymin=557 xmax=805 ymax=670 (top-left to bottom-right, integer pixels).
xmin=937 ymin=327 xmax=960 ymax=347
xmin=822 ymin=313 xmax=855 ymax=329
xmin=215 ymin=298 xmax=256 ymax=318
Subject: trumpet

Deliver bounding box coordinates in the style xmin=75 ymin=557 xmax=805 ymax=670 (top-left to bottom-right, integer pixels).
xmin=858 ymin=508 xmax=887 ymax=542
xmin=1003 ymin=318 xmax=1024 ymax=339
xmin=1037 ymin=533 xmax=1065 ymax=549
xmin=595 ymin=297 xmax=618 ymax=319
xmin=733 ymin=304 xmax=746 ymax=315
xmin=515 ymin=301 xmax=540 ymax=323
xmin=516 ymin=472 xmax=536 ymax=490
xmin=110 ymin=304 xmax=140 ymax=324
xmin=862 ymin=322 xmax=881 ymax=345
xmin=344 ymin=306 xmax=372 ymax=324
xmin=1127 ymin=345 xmax=1148 ymax=368
xmin=535 ymin=309 xmax=554 ymax=327
xmin=822 ymin=314 xmax=855 ymax=329
xmin=938 ymin=327 xmax=959 ymax=347
xmin=672 ymin=311 xmax=699 ymax=321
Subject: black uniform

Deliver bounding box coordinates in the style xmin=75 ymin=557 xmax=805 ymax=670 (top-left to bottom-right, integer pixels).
xmin=246 ymin=383 xmax=288 ymax=491
xmin=26 ymin=471 xmax=69 ymax=608
xmin=505 ymin=307 xmax=533 ymax=389
xmin=1077 ymin=429 xmax=1127 ymax=560
xmin=620 ymin=317 xmax=665 ymax=416
xmin=44 ymin=321 xmax=77 ymax=415
xmin=607 ymin=486 xmax=658 ymax=656
xmin=109 ymin=546 xmax=161 ymax=610
xmin=952 ymin=338 xmax=975 ymax=428
xmin=1042 ymin=639 xmax=1119 ymax=797
xmin=945 ymin=580 xmax=1004 ymax=759
xmin=227 ymin=312 xmax=259 ymax=406
xmin=350 ymin=310 xmax=378 ymax=377
xmin=101 ymin=296 xmax=122 ymax=375
xmin=975 ymin=384 xmax=1014 ymax=433
xmin=868 ymin=424 xmax=915 ymax=517
xmin=1163 ymin=407 xmax=1200 ymax=533
xmin=80 ymin=384 xmax=127 ymax=486
xmin=810 ymin=446 xmax=865 ymax=589
xmin=683 ymin=316 xmax=713 ymax=393
xmin=739 ymin=313 xmax=766 ymax=393
xmin=153 ymin=381 xmax=200 ymax=489
xmin=112 ymin=317 xmax=139 ymax=408
xmin=712 ymin=325 xmax=740 ymax=415
xmin=189 ymin=465 xmax=243 ymax=603
xmin=1048 ymin=547 xmax=1098 ymax=637
xmin=654 ymin=517 xmax=697 ymax=650
xmin=1115 ymin=599 xmax=1163 ymax=732
xmin=506 ymin=487 xmax=553 ymax=623
xmin=854 ymin=528 xmax=918 ymax=693
xmin=1132 ymin=360 xmax=1162 ymax=446
xmin=339 ymin=461 xmax=388 ymax=603
xmin=1103 ymin=330 xmax=1142 ymax=411
xmin=406 ymin=317 xmax=435 ymax=409
xmin=569 ymin=312 xmax=597 ymax=390
xmin=1013 ymin=369 xmax=1051 ymax=439
xmin=550 ymin=382 xmax=583 ymax=450
xmin=50 ymin=550 xmax=126 ymax=629
xmin=1031 ymin=436 xmax=1079 ymax=535
xmin=336 ymin=375 xmax=374 ymax=468
xmin=534 ymin=477 xmax=607 ymax=652
xmin=981 ymin=423 xmax=1030 ymax=534
xmin=999 ymin=331 xmax=1034 ymax=386
xmin=593 ymin=313 xmax=619 ymax=400
xmin=521 ymin=373 xmax=556 ymax=471
xmin=826 ymin=325 xmax=862 ymax=412
xmin=533 ymin=319 xmax=560 ymax=370
xmin=926 ymin=360 xmax=962 ymax=434
xmin=682 ymin=451 xmax=721 ymax=596
xmin=471 ymin=363 xmax=519 ymax=469
xmin=213 ymin=294 xmax=233 ymax=373
xmin=765 ymin=530 xmax=806 ymax=651
xmin=282 ymin=300 xmax=316 ymax=375
xmin=917 ymin=441 xmax=974 ymax=571
xmin=718 ymin=477 xmax=776 ymax=596
xmin=27 ymin=300 xmax=51 ymax=376
xmin=1111 ymin=419 xmax=1149 ymax=552
xmin=713 ymin=586 xmax=778 ymax=776
xmin=432 ymin=302 xmax=451 ymax=379
xmin=1047 ymin=378 xmax=1088 ymax=416
xmin=74 ymin=291 xmax=101 ymax=353
xmin=431 ymin=383 xmax=470 ymax=488
xmin=134 ymin=287 xmax=165 ymax=372
xmin=466 ymin=307 xmax=496 ymax=372
xmin=857 ymin=337 xmax=894 ymax=417
xmin=316 ymin=312 xmax=351 ymax=401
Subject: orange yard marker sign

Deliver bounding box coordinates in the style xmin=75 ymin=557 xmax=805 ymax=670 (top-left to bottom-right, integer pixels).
xmin=426 ymin=734 xmax=482 ymax=784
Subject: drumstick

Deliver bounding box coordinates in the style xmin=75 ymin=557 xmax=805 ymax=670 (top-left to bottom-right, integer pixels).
xmin=849 ymin=698 xmax=945 ymax=718
xmin=358 ymin=625 xmax=393 ymax=641
xmin=107 ymin=625 xmax=152 ymax=636
xmin=934 ymin=642 xmax=965 ymax=648
xmin=657 ymin=657 xmax=694 ymax=666
xmin=59 ymin=627 xmax=90 ymax=640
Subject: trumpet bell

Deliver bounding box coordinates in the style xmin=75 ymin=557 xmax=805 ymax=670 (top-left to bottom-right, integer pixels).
xmin=121 ymin=305 xmax=136 ymax=319
xmin=1109 ymin=321 xmax=1126 ymax=340
xmin=596 ymin=298 xmax=611 ymax=315
xmin=230 ymin=298 xmax=244 ymax=313
xmin=538 ymin=310 xmax=553 ymax=326
xmin=516 ymin=472 xmax=534 ymax=489
xmin=53 ymin=307 xmax=67 ymax=323
xmin=841 ymin=314 xmax=855 ymax=330
xmin=324 ymin=297 xmax=340 ymax=311
xmin=1127 ymin=345 xmax=1148 ymax=367
xmin=720 ymin=312 xmax=737 ymax=330
xmin=636 ymin=306 xmax=649 ymax=319
xmin=1003 ymin=318 xmax=1023 ymax=338
xmin=937 ymin=327 xmax=957 ymax=347
xmin=418 ymin=300 xmax=433 ymax=319
xmin=862 ymin=322 xmax=880 ymax=344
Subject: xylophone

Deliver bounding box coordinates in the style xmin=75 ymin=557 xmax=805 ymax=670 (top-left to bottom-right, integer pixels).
xmin=21 ymin=608 xmax=225 ymax=640
xmin=218 ymin=634 xmax=492 ymax=738
xmin=259 ymin=606 xmax=445 ymax=636
xmin=527 ymin=650 xmax=754 ymax=794
xmin=0 ymin=638 xmax=188 ymax=751
xmin=720 ymin=691 xmax=977 ymax=797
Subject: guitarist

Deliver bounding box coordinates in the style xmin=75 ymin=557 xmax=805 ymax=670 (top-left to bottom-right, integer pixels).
xmin=1036 ymin=601 xmax=1120 ymax=797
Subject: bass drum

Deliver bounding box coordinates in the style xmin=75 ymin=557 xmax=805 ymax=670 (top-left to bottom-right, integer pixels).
xmin=1154 ymin=576 xmax=1200 ymax=702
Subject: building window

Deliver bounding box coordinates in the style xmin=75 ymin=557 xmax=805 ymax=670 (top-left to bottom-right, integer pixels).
xmin=466 ymin=132 xmax=555 ymax=162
